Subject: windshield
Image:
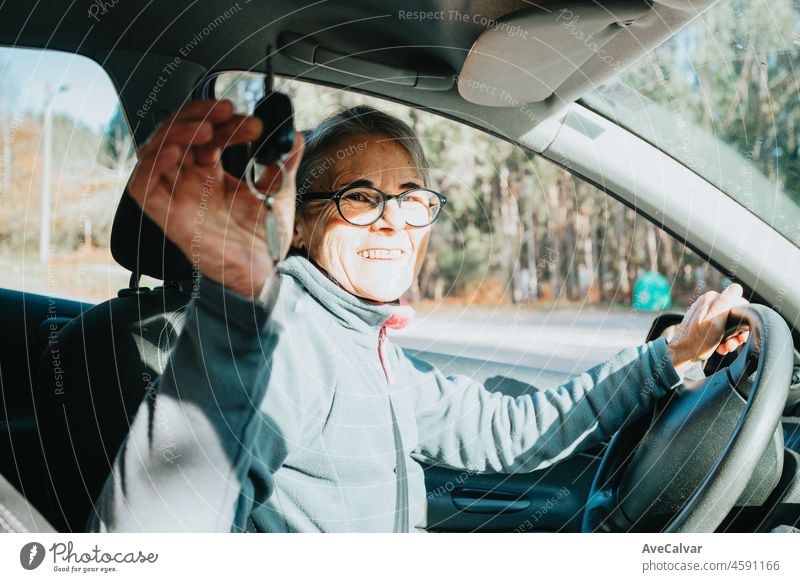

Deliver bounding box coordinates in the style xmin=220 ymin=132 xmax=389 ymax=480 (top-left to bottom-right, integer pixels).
xmin=583 ymin=0 xmax=800 ymax=247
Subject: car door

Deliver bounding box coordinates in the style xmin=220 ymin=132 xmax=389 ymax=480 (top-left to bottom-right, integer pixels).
xmin=409 ymin=350 xmax=599 ymax=532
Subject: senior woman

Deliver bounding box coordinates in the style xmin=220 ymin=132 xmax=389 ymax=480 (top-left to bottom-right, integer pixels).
xmin=89 ymin=99 xmax=748 ymax=532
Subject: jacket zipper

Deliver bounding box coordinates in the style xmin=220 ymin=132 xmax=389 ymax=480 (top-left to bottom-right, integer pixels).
xmin=377 ymin=324 xmax=395 ymax=385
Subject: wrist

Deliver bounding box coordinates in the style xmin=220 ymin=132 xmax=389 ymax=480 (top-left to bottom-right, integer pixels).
xmin=220 ymin=258 xmax=278 ymax=304
xmin=667 ymin=341 xmax=693 ymax=377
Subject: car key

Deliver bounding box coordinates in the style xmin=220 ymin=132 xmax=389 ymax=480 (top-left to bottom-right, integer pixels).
xmin=243 ymin=47 xmax=295 ymax=263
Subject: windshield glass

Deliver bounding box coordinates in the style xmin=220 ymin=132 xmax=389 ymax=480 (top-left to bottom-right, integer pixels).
xmin=583 ymin=0 xmax=800 ymax=247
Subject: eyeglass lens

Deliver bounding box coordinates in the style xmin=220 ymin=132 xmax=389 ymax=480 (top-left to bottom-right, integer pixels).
xmin=338 ymin=187 xmax=441 ymax=226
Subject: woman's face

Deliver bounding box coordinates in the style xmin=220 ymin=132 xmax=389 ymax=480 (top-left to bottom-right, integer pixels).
xmin=293 ymin=133 xmax=431 ymax=302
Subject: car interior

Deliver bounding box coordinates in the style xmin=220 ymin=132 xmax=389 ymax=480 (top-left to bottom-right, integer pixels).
xmin=1 ymin=0 xmax=799 ymax=533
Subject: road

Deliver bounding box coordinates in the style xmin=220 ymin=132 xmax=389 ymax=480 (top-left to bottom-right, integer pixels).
xmin=391 ymin=307 xmax=659 ymax=374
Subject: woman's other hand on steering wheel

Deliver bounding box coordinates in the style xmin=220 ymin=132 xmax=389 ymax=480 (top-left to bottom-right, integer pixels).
xmin=667 ymin=284 xmax=751 ymax=376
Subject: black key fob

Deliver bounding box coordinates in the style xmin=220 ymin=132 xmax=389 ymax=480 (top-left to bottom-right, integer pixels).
xmin=220 ymin=47 xmax=294 ymax=180
xmin=252 ymin=91 xmax=294 ymax=166
xmin=221 ymin=90 xmax=294 ymax=181
xmin=220 ymin=142 xmax=251 ymax=181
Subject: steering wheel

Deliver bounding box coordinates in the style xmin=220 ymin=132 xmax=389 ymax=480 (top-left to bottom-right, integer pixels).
xmin=582 ymin=304 xmax=793 ymax=532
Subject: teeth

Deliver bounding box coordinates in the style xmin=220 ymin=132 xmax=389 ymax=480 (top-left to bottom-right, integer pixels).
xmin=358 ymin=249 xmax=403 ymax=259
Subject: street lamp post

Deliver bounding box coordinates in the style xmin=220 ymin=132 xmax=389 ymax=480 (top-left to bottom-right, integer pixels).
xmin=39 ymin=84 xmax=68 ymax=265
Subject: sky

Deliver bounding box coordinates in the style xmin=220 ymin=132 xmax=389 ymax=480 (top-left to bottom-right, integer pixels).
xmin=0 ymin=46 xmax=120 ymax=131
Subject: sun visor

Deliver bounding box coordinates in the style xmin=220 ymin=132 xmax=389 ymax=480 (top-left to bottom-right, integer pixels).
xmin=458 ymin=1 xmax=706 ymax=106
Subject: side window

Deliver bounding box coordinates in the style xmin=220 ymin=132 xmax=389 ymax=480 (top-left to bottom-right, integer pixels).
xmin=0 ymin=47 xmax=136 ymax=301
xmin=216 ymin=74 xmax=725 ymax=373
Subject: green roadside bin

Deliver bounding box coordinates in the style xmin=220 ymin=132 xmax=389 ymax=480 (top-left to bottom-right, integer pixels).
xmin=633 ymin=271 xmax=672 ymax=311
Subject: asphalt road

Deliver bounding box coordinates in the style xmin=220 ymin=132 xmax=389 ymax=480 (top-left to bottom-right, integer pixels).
xmin=391 ymin=307 xmax=659 ymax=374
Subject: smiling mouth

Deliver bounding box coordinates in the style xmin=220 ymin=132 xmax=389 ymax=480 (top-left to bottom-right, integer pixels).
xmin=357 ymin=248 xmax=406 ymax=260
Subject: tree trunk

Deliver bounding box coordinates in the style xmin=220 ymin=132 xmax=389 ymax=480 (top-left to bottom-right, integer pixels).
xmin=524 ymin=206 xmax=538 ymax=300
xmin=626 ymin=209 xmax=639 ymax=298
xmin=657 ymin=228 xmax=675 ymax=279
xmin=545 ymin=181 xmax=562 ymax=299
xmin=645 ymin=223 xmax=659 ymax=272
xmin=614 ymin=202 xmax=630 ymax=300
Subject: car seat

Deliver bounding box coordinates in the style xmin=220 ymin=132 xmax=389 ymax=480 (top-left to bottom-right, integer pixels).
xmin=35 ymin=190 xmax=194 ymax=532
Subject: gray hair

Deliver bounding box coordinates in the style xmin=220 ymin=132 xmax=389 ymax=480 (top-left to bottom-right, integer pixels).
xmin=296 ymin=105 xmax=430 ymax=196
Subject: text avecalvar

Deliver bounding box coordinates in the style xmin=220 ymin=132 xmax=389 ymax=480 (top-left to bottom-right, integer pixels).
xmin=642 ymin=543 xmax=702 ymax=554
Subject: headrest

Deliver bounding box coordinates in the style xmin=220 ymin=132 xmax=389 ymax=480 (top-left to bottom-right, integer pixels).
xmin=110 ymin=189 xmax=194 ymax=281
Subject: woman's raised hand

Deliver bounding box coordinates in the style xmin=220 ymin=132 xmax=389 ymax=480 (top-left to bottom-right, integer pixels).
xmin=127 ymin=99 xmax=305 ymax=301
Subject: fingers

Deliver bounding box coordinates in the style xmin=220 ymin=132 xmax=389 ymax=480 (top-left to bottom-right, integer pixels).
xmin=693 ymin=290 xmax=719 ymax=320
xmin=141 ymin=119 xmax=215 ymax=160
xmin=707 ymin=284 xmax=748 ymax=319
xmin=194 ymin=114 xmax=263 ymax=166
xmin=724 ymin=329 xmax=750 ymax=352
xmin=716 ymin=283 xmax=744 ymax=308
xmin=223 ymin=171 xmax=246 ymax=194
xmin=674 ymin=283 xmax=751 ymax=365
xmin=128 ymin=144 xmax=181 ymax=203
xmin=716 ymin=336 xmax=741 ymax=355
xmin=127 ymin=160 xmax=174 ymax=232
xmin=138 ymin=101 xmax=261 ymax=186
xmin=159 ymin=163 xmax=181 ymax=190
xmin=140 ymin=100 xmax=236 ymax=157
xmin=166 ymin=120 xmax=214 ymax=145
xmin=688 ymin=285 xmax=748 ymax=325
xmin=210 ymin=114 xmax=263 ymax=148
xmin=255 ymin=164 xmax=285 ymax=194
xmin=721 ymin=283 xmax=744 ymax=298
xmin=713 ymin=321 xmax=751 ymax=356
xmin=174 ymin=98 xmax=235 ymax=123
xmin=716 ymin=332 xmax=748 ymax=355
xmin=704 ymin=284 xmax=748 ymax=353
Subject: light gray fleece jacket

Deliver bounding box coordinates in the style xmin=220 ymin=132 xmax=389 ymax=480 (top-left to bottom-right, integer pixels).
xmin=88 ymin=254 xmax=681 ymax=532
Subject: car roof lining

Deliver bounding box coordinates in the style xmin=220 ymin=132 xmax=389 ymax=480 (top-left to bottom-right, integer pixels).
xmin=1 ymin=0 xmax=720 ymax=147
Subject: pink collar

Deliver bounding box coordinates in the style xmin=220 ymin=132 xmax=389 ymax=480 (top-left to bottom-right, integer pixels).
xmin=376 ymin=298 xmax=415 ymax=332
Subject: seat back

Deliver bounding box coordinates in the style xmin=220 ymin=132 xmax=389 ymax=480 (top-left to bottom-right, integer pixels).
xmin=35 ymin=284 xmax=190 ymax=531
xmin=33 ymin=178 xmax=198 ymax=532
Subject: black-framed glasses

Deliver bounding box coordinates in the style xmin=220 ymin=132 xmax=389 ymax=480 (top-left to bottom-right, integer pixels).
xmin=298 ymin=182 xmax=447 ymax=227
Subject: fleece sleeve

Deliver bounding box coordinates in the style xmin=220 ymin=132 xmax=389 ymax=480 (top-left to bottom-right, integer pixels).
xmin=408 ymin=337 xmax=682 ymax=473
xmin=86 ymin=275 xmax=297 ymax=532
